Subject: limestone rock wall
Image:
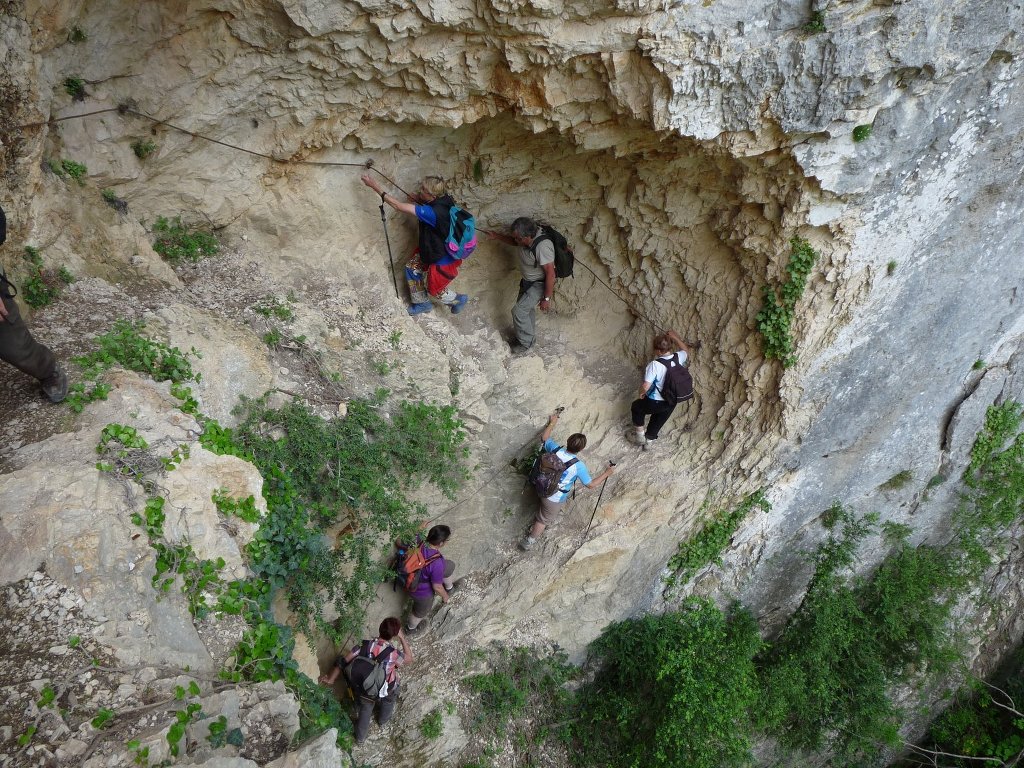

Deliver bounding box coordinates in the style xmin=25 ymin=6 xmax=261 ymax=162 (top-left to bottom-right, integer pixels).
xmin=2 ymin=0 xmax=1024 ymax=765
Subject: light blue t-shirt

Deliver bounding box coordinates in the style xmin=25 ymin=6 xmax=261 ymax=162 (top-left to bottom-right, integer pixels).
xmin=645 ymin=350 xmax=688 ymax=402
xmin=542 ymin=438 xmax=592 ymax=502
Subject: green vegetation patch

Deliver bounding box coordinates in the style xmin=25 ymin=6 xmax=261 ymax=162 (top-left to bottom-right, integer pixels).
xmin=131 ymin=138 xmax=157 ymax=160
xmin=66 ymin=318 xmax=198 ymax=413
xmin=878 ymin=469 xmax=913 ymax=491
xmin=20 ymin=245 xmax=74 ymax=309
xmin=570 ymin=599 xmax=762 ymax=768
xmin=461 ymin=645 xmax=574 ymax=764
xmin=666 ymin=489 xmax=770 ymax=587
xmin=756 ymin=235 xmax=818 ymax=367
xmin=152 ymin=215 xmax=219 ymax=264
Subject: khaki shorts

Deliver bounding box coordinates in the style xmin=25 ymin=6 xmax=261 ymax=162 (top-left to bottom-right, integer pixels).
xmin=536 ymin=496 xmax=566 ymax=526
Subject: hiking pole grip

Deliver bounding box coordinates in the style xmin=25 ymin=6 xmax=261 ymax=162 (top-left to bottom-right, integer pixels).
xmin=379 ymin=201 xmax=400 ymax=300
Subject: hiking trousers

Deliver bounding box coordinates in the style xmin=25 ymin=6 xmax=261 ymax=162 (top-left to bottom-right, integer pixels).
xmin=512 ymin=279 xmax=544 ymax=348
xmin=354 ymin=687 xmax=398 ymax=743
xmin=1 ymin=292 xmax=57 ymax=382
xmin=631 ymin=397 xmax=676 ymax=440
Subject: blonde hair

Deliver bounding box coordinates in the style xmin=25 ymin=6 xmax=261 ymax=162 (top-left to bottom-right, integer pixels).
xmin=420 ymin=176 xmax=447 ymax=199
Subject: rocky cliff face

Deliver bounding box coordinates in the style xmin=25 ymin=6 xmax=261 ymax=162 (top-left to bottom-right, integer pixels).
xmin=2 ymin=0 xmax=1023 ymax=765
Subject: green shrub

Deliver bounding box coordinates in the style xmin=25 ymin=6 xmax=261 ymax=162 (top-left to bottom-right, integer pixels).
xmin=206 ymin=392 xmax=469 ymax=642
xmin=67 ymin=26 xmax=87 ymax=43
xmin=803 ymin=11 xmax=826 ymax=33
xmin=420 ymin=709 xmax=444 ymax=739
xmin=878 ymin=469 xmax=913 ymax=491
xmin=853 ymin=124 xmax=873 ymax=142
xmin=152 ymin=216 xmax=219 ymax=264
xmin=63 ymin=77 xmax=86 ymax=100
xmin=66 ymin=319 xmax=198 ymax=412
xmin=570 ymin=599 xmax=761 ymax=768
xmin=131 ymin=139 xmax=157 ymax=159
xmin=666 ymin=489 xmax=770 ymax=586
xmin=756 ymin=235 xmax=818 ymax=367
xmin=61 ymin=159 xmax=88 ymax=185
xmin=462 ymin=645 xmax=573 ymax=763
xmin=20 ymin=245 xmax=74 ymax=308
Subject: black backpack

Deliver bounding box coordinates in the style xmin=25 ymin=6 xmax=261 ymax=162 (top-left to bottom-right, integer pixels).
xmin=531 ymin=225 xmax=575 ymax=279
xmin=657 ymin=354 xmax=694 ymax=406
xmin=345 ymin=641 xmax=393 ymax=700
xmin=528 ymin=446 xmax=578 ymax=497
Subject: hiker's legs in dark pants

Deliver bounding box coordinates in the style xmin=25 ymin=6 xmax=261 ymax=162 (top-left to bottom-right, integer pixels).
xmin=406 ymin=559 xmax=456 ymax=629
xmin=1 ymin=294 xmax=57 ymax=382
xmin=354 ymin=696 xmax=376 ymax=743
xmin=377 ymin=690 xmax=398 ymax=726
xmin=512 ymin=280 xmax=544 ymax=347
xmin=631 ymin=398 xmax=675 ymax=440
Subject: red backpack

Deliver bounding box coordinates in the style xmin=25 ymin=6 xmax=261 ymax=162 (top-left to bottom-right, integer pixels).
xmin=395 ymin=542 xmax=442 ymax=591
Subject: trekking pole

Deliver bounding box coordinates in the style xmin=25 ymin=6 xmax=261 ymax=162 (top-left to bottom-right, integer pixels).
xmin=378 ymin=199 xmax=400 ymax=300
xmin=584 ymin=460 xmax=616 ymax=536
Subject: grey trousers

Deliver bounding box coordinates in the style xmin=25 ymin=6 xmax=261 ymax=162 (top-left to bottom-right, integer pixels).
xmin=354 ymin=688 xmax=398 ymax=743
xmin=1 ymin=293 xmax=57 ymax=382
xmin=512 ymin=279 xmax=544 ymax=348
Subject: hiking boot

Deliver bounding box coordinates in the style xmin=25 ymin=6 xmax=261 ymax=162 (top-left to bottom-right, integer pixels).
xmin=447 ymin=578 xmax=464 ymax=595
xmin=41 ymin=364 xmax=68 ymax=404
xmin=449 ymin=294 xmax=469 ymax=314
xmin=518 ymin=535 xmax=537 ymax=551
xmin=642 ymin=438 xmax=657 ymax=452
xmin=405 ymin=621 xmax=426 ymax=636
xmin=626 ymin=428 xmax=646 ymax=447
xmin=510 ymin=343 xmax=533 ymax=357
xmin=407 ymin=301 xmax=433 ymax=316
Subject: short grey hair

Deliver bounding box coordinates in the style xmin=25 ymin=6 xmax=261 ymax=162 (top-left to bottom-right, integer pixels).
xmin=511 ymin=217 xmax=540 ymax=240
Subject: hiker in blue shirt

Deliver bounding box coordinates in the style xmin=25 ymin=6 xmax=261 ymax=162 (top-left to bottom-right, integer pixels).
xmin=520 ymin=411 xmax=615 ymax=551
xmin=361 ymin=173 xmax=472 ymax=315
xmin=629 ymin=329 xmax=696 ymax=450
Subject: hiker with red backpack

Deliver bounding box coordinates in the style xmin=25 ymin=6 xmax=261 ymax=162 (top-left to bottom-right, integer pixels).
xmin=519 ymin=411 xmax=615 ymax=551
xmin=318 ymin=616 xmax=413 ymax=744
xmin=360 ymin=173 xmax=475 ymax=316
xmin=403 ymin=524 xmax=459 ymax=635
xmin=628 ymin=330 xmax=697 ymax=451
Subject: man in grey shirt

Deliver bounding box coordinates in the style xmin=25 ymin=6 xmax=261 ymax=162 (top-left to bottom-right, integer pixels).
xmin=491 ymin=217 xmax=556 ymax=354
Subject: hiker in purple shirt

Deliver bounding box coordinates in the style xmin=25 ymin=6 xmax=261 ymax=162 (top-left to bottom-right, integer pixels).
xmin=406 ymin=525 xmax=460 ymax=635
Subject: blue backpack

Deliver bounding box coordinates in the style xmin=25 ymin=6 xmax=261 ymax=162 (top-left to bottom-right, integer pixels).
xmin=445 ymin=205 xmax=477 ymax=260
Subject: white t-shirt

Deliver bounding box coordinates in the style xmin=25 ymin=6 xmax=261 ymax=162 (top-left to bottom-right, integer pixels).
xmin=644 ymin=350 xmax=688 ymax=402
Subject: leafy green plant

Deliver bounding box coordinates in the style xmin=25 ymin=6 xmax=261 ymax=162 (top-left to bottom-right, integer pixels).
xmin=91 ymin=708 xmax=115 ymax=729
xmin=254 ymin=295 xmax=295 ymax=321
xmin=131 ymin=139 xmax=157 ymax=160
xmin=67 ymin=318 xmax=198 ymax=412
xmin=887 ymin=260 xmax=897 ymax=276
xmin=20 ymin=245 xmax=74 ymax=308
xmin=462 ymin=645 xmax=574 ymax=763
xmin=262 ymin=328 xmax=282 ymax=347
xmin=570 ymin=599 xmax=761 ymax=768
xmin=420 ymin=708 xmax=444 ymax=739
xmin=388 ymin=329 xmax=402 ymax=349
xmin=47 ymin=157 xmax=65 ymax=178
xmin=68 ymin=25 xmax=87 ymax=42
xmin=803 ymin=10 xmax=826 ymax=33
xmin=666 ymin=490 xmax=770 ymax=586
xmin=973 ymin=359 xmax=986 ymax=370
xmin=151 ymin=216 xmax=219 ymax=264
xmin=755 ymin=235 xmax=818 ymax=367
xmin=61 ymin=159 xmax=88 ymax=185
xmin=64 ymin=77 xmax=86 ymax=100
xmin=853 ymin=124 xmax=873 ymax=142
xmin=212 ymin=489 xmax=261 ymax=523
xmin=879 ymin=469 xmax=913 ymax=491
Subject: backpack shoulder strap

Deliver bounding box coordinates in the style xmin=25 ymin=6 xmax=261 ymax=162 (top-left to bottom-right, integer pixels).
xmin=530 ymin=231 xmax=553 ymax=266
xmin=654 ymin=354 xmax=677 ymax=395
xmin=372 ymin=643 xmax=395 ymax=663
